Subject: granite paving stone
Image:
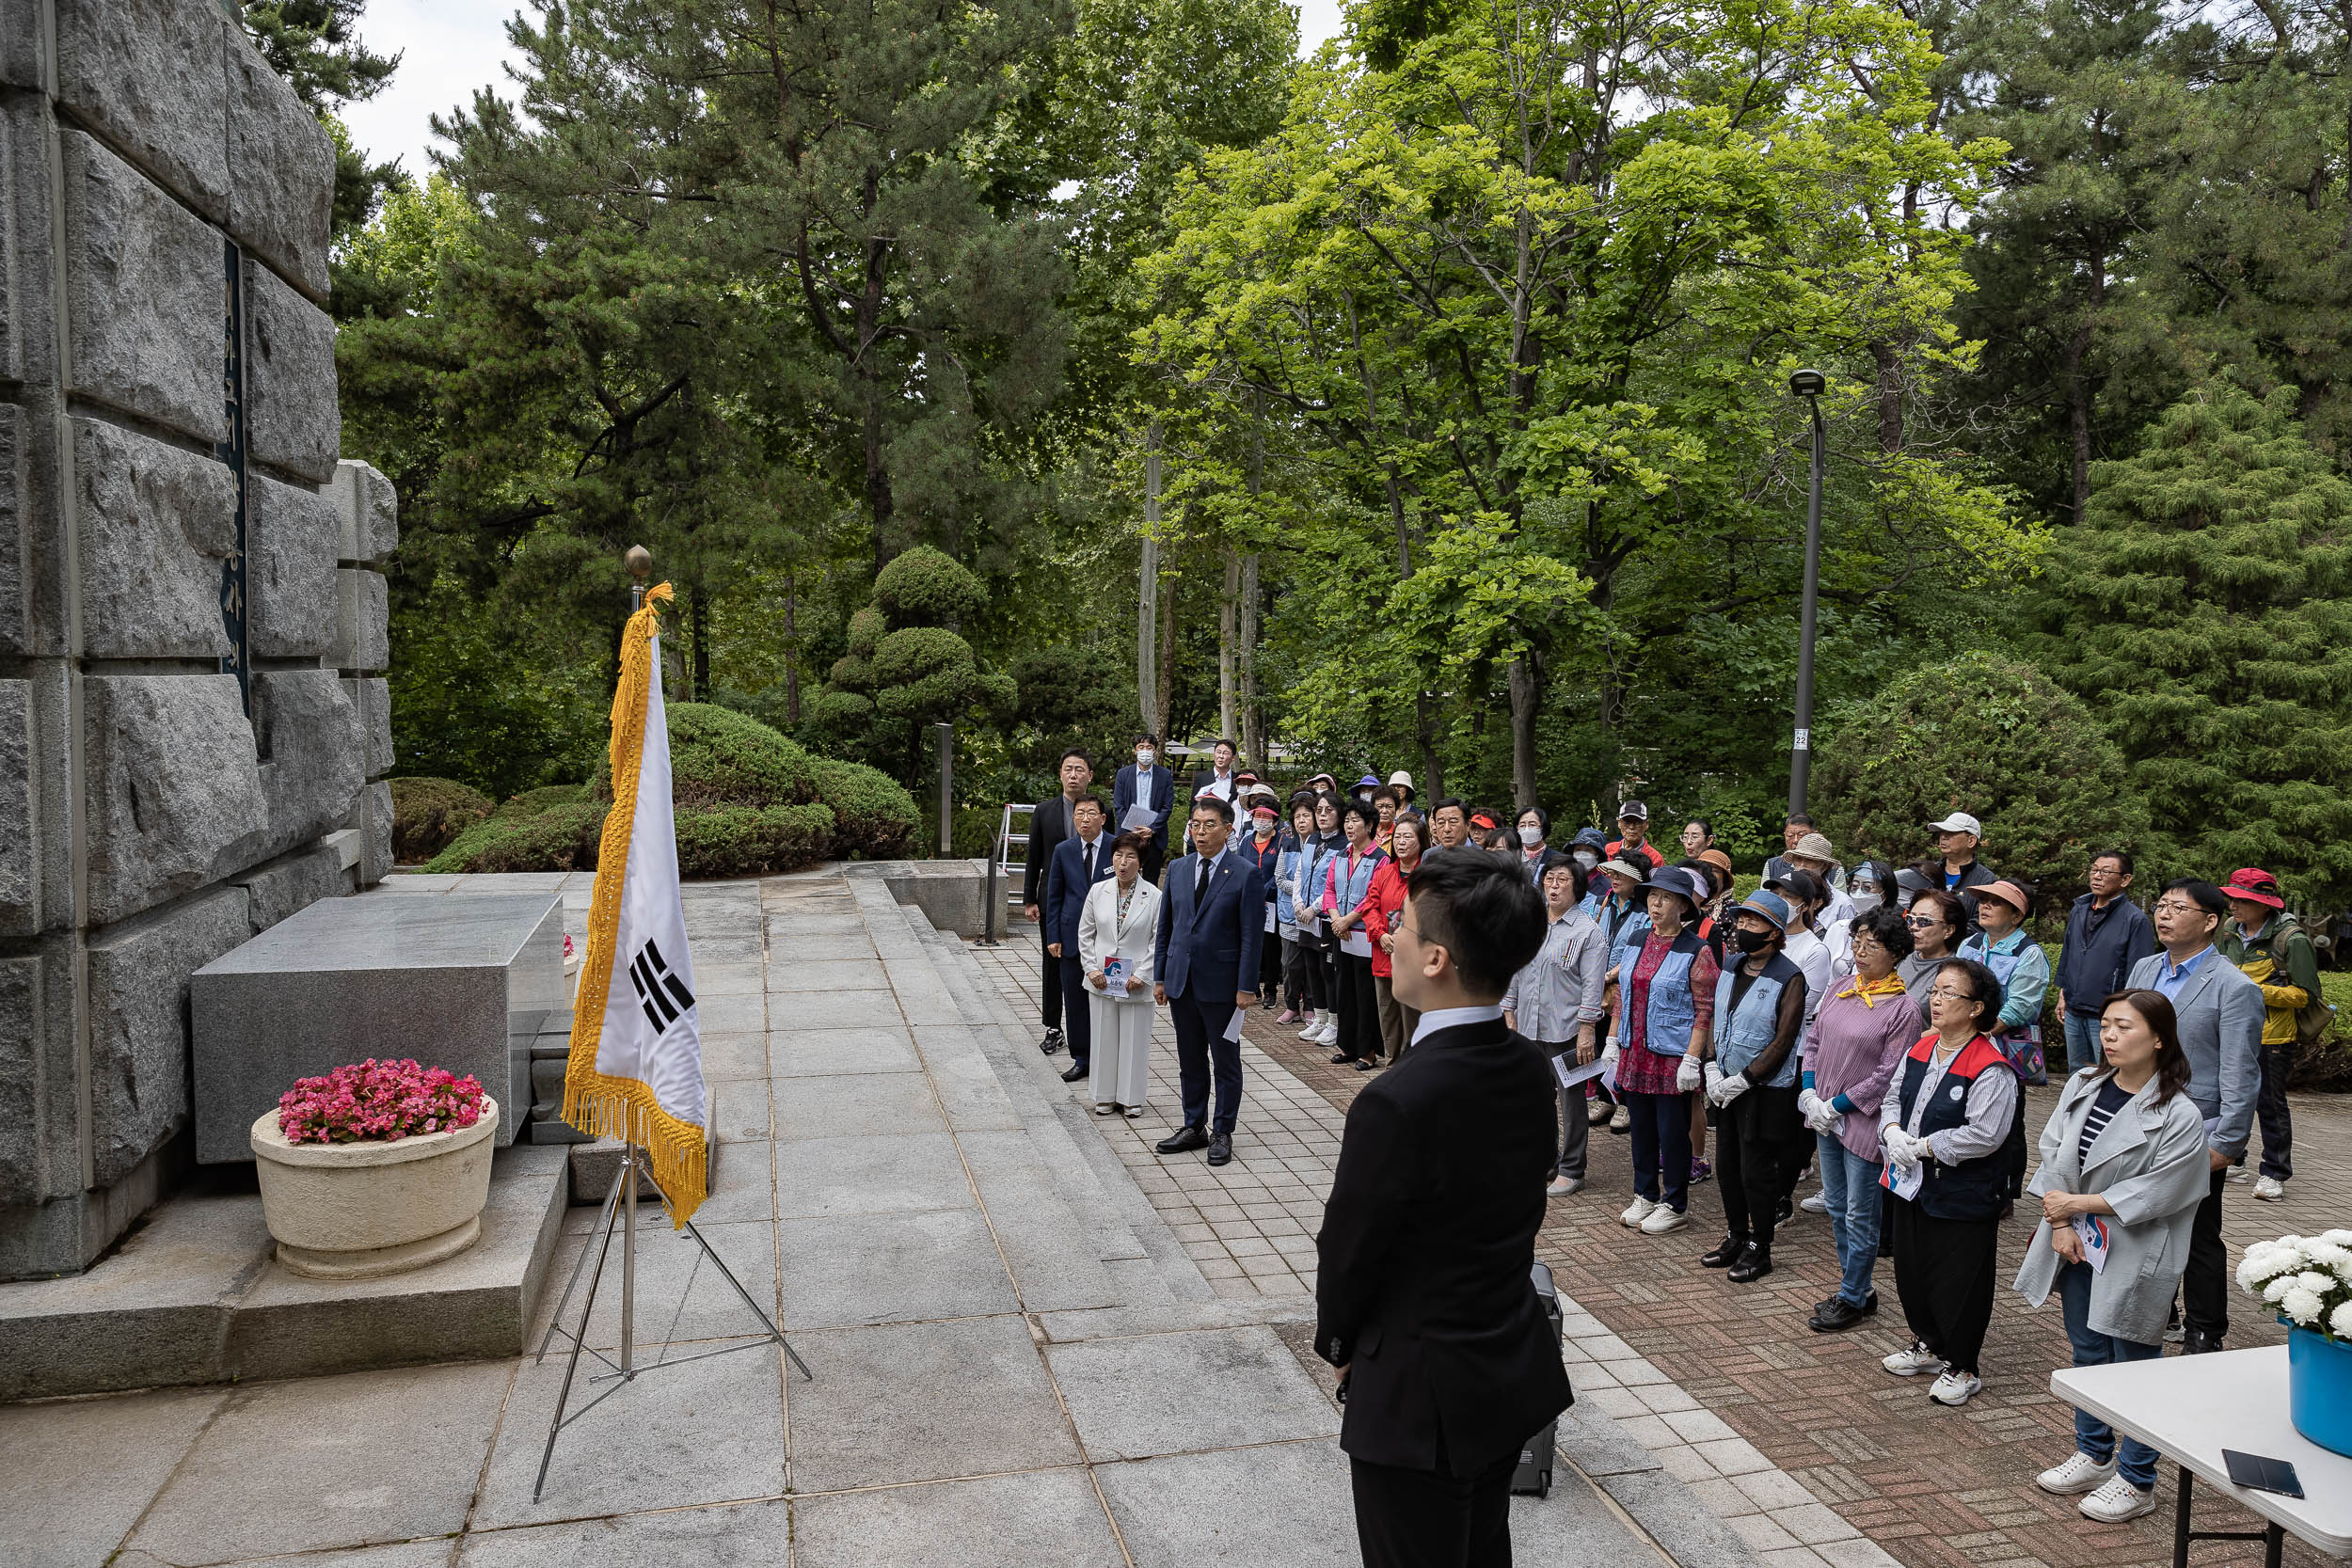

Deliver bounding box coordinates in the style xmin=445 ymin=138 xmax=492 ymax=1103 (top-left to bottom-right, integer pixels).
xmin=774 ymin=1207 xmax=1018 ymax=1328
xmin=771 ymin=1131 xmax=976 ymax=1219
xmin=573 ymin=1218 xmax=781 ymax=1348
xmin=790 ymin=1468 xmax=1124 ymax=1568
xmin=764 ymin=958 xmax=887 ymax=992
xmin=770 ymin=989 xmax=899 ymax=1030
xmin=1044 ymin=1325 xmax=1340 ymax=1461
xmin=771 ymin=1070 xmax=945 ymax=1140
xmin=768 ymin=1024 xmax=920 ymax=1077
xmin=783 ymin=1315 xmax=1082 ymax=1490
xmin=0 ymin=1386 xmax=225 ymax=1568
xmin=454 ymin=1500 xmax=792 ymax=1568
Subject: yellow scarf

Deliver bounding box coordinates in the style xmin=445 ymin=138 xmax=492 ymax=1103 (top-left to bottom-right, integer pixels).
xmin=1836 ymin=974 xmax=1909 ymax=1008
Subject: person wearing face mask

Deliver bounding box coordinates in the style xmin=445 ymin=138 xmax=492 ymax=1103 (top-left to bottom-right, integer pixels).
xmin=1112 ymin=734 xmax=1177 ymax=885
xmin=1514 ymin=805 xmax=1566 ymax=886
xmin=1324 ymin=799 xmax=1392 ymax=1071
xmin=1245 ymin=798 xmax=1287 ymax=1004
xmin=1299 ymin=793 xmax=1348 ymax=1047
xmin=1369 ymin=814 xmax=1429 ymax=1062
xmin=1697 ymin=890 xmax=1811 ymax=1281
xmin=1569 ymin=828 xmax=1610 ymax=912
xmin=1276 ymin=795 xmax=1323 ymax=1028
xmin=1820 ymin=860 xmax=1893 ymax=982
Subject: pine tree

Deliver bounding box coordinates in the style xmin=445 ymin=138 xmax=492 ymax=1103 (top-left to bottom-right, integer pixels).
xmin=2036 ymin=383 xmax=2352 ymax=902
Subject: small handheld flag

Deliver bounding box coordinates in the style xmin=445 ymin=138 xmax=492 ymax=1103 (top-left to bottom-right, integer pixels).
xmin=563 ymin=582 xmax=708 ymax=1224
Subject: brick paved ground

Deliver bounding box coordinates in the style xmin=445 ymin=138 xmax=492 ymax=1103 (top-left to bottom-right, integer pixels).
xmin=1237 ymin=999 xmax=2350 ymax=1568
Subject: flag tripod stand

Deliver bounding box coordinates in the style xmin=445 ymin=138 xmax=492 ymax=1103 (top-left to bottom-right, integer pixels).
xmin=529 ymin=1138 xmax=812 ymax=1501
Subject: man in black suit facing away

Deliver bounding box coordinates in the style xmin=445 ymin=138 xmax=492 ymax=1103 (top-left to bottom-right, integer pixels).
xmin=1022 ymin=749 xmax=1095 ymax=1055
xmin=1317 ymin=853 xmax=1572 ymax=1568
xmin=1152 ymin=795 xmax=1264 ymax=1167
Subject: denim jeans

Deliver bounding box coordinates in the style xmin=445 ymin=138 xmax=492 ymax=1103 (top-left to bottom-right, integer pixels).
xmin=1816 ymin=1135 xmax=1883 ymax=1307
xmin=2058 ymin=1260 xmax=2162 ymax=1488
xmin=2059 ymin=1011 xmax=2103 ymax=1074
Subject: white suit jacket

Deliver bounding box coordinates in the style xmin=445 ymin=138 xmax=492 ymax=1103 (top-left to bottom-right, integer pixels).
xmin=1078 ymin=878 xmax=1161 ymax=999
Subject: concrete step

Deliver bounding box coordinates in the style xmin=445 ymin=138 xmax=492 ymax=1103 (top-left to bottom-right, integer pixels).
xmin=836 ymin=878 xmax=1139 ymax=1315
xmin=0 ymin=1144 xmax=569 ymax=1400
xmin=889 ymin=902 xmax=1215 ymax=1307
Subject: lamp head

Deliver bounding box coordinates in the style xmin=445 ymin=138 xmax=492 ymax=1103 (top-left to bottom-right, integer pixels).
xmin=625 ymin=545 xmax=652 ymax=579
xmin=1788 ymin=368 xmax=1826 ymax=398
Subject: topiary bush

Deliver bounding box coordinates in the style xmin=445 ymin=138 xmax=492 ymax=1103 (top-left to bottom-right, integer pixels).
xmin=424 ymin=800 xmax=610 ymax=873
xmin=590 ymin=702 xmax=819 ymax=809
xmin=812 ymin=758 xmax=922 ymax=859
xmin=389 ymin=777 xmax=494 ymax=863
xmin=872 ymin=545 xmax=985 ymax=627
xmin=493 ymin=783 xmax=586 ymax=820
xmin=673 ymin=802 xmax=836 ymax=878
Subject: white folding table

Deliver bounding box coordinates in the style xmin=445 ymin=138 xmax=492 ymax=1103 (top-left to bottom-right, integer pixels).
xmin=2053 ymin=1346 xmax=2352 ymax=1567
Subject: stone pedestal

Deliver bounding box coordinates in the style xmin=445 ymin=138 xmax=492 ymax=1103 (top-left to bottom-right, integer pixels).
xmin=190 ymin=893 xmax=564 ymax=1164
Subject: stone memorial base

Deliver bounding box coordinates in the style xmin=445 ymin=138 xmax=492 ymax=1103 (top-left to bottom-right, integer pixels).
xmin=0 ymin=1144 xmax=568 ymax=1401
xmin=191 ymin=891 xmax=564 ymax=1164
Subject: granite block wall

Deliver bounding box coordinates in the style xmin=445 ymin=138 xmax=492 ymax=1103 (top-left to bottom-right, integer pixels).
xmin=0 ymin=0 xmax=397 ymax=1276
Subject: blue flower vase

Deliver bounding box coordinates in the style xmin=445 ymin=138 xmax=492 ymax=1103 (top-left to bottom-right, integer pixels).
xmin=2287 ymin=1326 xmax=2352 ymax=1458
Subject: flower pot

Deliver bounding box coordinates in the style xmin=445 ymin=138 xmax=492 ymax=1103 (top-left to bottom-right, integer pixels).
xmin=249 ymin=1097 xmax=499 ymax=1280
xmin=2288 ymin=1325 xmax=2352 ymax=1459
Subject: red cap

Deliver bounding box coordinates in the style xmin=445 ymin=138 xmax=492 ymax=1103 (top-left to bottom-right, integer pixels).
xmin=2223 ymin=867 xmax=2285 ymax=910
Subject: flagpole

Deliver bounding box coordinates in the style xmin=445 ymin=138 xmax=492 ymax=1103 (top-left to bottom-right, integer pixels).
xmin=621 ymin=544 xmax=650 ymax=1377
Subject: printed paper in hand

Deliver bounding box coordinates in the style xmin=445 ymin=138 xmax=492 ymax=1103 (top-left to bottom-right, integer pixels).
xmin=1552 ymin=1055 xmax=1610 ymax=1091
xmin=1881 ymin=1157 xmax=1924 ymax=1200
xmin=1222 ymin=1006 xmax=1247 ymax=1044
xmin=1104 ymin=956 xmax=1125 ymax=986
xmin=1121 ymin=803 xmax=1157 ymax=832
xmin=1264 ymin=905 xmax=1278 ymax=934
xmin=1341 ymin=929 xmax=1375 ymax=958
xmin=2074 ymin=1212 xmax=2110 ymax=1274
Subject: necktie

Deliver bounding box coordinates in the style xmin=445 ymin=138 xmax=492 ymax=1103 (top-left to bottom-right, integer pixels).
xmin=1196 ymin=855 xmax=1213 ymax=909
xmin=1083 ymin=840 xmax=1095 ymax=880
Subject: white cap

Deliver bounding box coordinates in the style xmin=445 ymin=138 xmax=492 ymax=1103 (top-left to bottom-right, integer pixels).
xmin=1927 ymin=812 xmax=1982 ymax=836
xmin=1388 ymin=770 xmax=1414 ymax=791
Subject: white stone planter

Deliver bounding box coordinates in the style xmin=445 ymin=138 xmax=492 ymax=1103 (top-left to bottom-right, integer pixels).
xmin=249 ymin=1097 xmax=500 ymax=1280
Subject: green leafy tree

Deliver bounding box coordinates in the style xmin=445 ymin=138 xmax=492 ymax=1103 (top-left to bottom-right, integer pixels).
xmin=814 ymin=547 xmax=1018 ymax=775
xmin=2035 ymin=384 xmax=2352 ymax=903
xmin=1809 ymin=651 xmax=2149 ymax=917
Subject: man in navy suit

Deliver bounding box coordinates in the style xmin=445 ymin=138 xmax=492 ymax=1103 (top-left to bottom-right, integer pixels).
xmin=1044 ymin=795 xmax=1119 ymax=1083
xmin=1152 ymin=796 xmax=1264 ymax=1166
xmin=1112 ymin=733 xmax=1176 ymax=885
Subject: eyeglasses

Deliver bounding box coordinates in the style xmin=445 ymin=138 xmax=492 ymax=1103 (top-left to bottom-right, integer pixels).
xmin=1905 ymin=914 xmax=1941 ymax=927
xmin=1929 ymin=985 xmax=1973 ymax=1001
xmin=2152 ymin=899 xmax=2207 ymax=917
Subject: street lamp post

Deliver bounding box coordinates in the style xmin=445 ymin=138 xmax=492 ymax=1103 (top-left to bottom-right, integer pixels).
xmin=1787 ymin=370 xmax=1826 ymax=816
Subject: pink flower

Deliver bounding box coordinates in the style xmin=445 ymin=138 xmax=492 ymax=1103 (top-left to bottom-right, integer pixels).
xmin=276 ymin=1058 xmax=486 ymax=1144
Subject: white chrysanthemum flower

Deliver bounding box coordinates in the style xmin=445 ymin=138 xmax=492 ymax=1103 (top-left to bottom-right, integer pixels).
xmin=2282 ymin=1287 xmax=2325 ymax=1326
xmin=2265 ymin=1277 xmax=2296 ymax=1303
xmin=2306 ymin=1243 xmax=2352 ymax=1273
xmin=2318 ymin=1229 xmax=2352 ymax=1248
xmin=2298 ymin=1271 xmax=2338 ymax=1296
xmin=2332 ymin=1301 xmax=2352 ymax=1339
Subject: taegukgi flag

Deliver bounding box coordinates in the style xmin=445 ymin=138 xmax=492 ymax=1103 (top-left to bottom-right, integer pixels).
xmin=563 ymin=581 xmax=708 ymax=1224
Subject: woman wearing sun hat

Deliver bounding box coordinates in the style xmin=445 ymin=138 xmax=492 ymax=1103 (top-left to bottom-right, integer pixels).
xmin=2217 ymin=865 xmax=2317 ymax=1203
xmin=1959 ymin=879 xmax=2052 ymax=1087
xmin=1607 ymin=864 xmax=1719 ymax=1233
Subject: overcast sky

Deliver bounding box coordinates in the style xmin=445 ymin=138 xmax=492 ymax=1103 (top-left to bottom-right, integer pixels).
xmin=341 ymin=0 xmax=1347 ymax=186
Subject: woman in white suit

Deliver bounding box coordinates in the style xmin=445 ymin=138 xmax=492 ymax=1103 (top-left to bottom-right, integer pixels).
xmin=1078 ymin=830 xmax=1163 ymax=1117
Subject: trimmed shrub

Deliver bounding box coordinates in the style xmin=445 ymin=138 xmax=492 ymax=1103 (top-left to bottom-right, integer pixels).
xmin=673 ymin=802 xmax=835 ymax=878
xmin=424 ymin=800 xmax=610 ymax=873
xmin=591 ymin=702 xmax=818 ymax=809
xmin=846 ymin=605 xmax=886 ymax=657
xmin=872 ymin=545 xmax=985 ymax=627
xmin=813 ymin=758 xmax=921 ymax=859
xmin=389 ymin=777 xmax=494 ymax=863
xmin=493 ymin=783 xmax=586 ymax=820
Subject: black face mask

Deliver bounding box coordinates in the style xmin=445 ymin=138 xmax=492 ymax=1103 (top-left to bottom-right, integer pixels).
xmin=1732 ymin=927 xmax=1775 ymax=955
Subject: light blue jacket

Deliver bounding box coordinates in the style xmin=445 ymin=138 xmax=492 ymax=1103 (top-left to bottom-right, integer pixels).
xmin=1712 ymin=953 xmax=1804 ymax=1088
xmin=1960 ymin=927 xmax=2049 ymax=1040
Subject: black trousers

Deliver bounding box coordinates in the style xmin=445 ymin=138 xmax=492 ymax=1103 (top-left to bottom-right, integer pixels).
xmin=1282 ymin=934 xmax=1314 ymax=1010
xmin=1039 ymin=925 xmax=1061 ymax=1029
xmin=1718 ymin=1084 xmax=1804 ymax=1246
xmin=1057 ymin=956 xmax=1093 ymax=1067
xmin=1337 ymin=951 xmax=1382 ymax=1063
xmin=1350 ymin=1449 xmax=1518 ymax=1568
xmin=1260 ymin=913 xmax=1285 ymax=998
xmin=1141 ymin=839 xmax=1167 ymax=887
xmin=2257 ymin=1038 xmax=2294 ymax=1180
xmin=2185 ymin=1169 xmax=2230 ymax=1341
xmin=1169 ymin=988 xmax=1245 ymax=1133
xmin=1888 ymin=1199 xmax=1999 ymax=1374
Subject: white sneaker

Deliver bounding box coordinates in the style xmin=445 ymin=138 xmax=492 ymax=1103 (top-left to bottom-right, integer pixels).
xmin=1928 ymin=1370 xmax=1981 ymax=1406
xmin=1296 ymin=1011 xmax=1320 ymax=1033
xmin=1640 ymin=1205 xmax=1689 ymax=1234
xmin=2253 ymin=1175 xmax=2286 ymax=1201
xmin=1800 ymin=1192 xmax=1829 ymax=1214
xmin=1305 ymin=1018 xmax=1333 ymax=1045
xmin=1620 ymin=1196 xmax=1658 ymax=1227
xmin=2079 ymin=1475 xmax=2157 ymax=1522
xmin=1883 ymin=1342 xmax=1945 ymax=1377
xmin=2038 ymin=1452 xmax=2118 ymax=1495
xmin=1609 ymin=1104 xmax=1632 ymax=1133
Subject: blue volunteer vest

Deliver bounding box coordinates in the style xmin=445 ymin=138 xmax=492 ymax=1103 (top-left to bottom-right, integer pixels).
xmin=1712 ymin=953 xmax=1804 ymax=1087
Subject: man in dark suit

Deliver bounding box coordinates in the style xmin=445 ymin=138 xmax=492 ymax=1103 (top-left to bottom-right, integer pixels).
xmin=1022 ymin=749 xmax=1095 ymax=1054
xmin=1152 ymin=796 xmax=1264 ymax=1167
xmin=1112 ymin=733 xmax=1177 ymax=885
xmin=1043 ymin=795 xmax=1118 ymax=1084
xmin=1317 ymin=852 xmax=1570 ymax=1568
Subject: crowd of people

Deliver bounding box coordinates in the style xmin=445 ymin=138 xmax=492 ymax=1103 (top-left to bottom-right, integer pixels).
xmin=1017 ymin=736 xmax=2321 ymax=1531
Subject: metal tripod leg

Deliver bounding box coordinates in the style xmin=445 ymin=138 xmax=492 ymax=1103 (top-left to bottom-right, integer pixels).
xmin=533 ymin=1164 xmax=625 ymax=1365
xmin=532 ymin=1164 xmax=626 ymax=1502
xmin=683 ymin=1217 xmax=812 ymax=1381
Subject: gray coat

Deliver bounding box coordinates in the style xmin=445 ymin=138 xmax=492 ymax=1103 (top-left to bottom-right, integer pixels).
xmin=2124 ymin=949 xmax=2264 ymax=1157
xmin=2014 ymin=1069 xmax=2212 ymax=1344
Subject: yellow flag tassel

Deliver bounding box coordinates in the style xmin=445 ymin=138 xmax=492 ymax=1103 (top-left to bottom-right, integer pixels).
xmin=561 ymin=582 xmax=709 ymax=1225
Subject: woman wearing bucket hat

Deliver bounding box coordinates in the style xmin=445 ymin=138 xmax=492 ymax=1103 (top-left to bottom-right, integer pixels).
xmin=1606 ymin=864 xmax=1718 ymax=1233
xmin=1697 ymin=889 xmax=1811 ymax=1281
xmin=2217 ymin=866 xmax=2316 ymax=1202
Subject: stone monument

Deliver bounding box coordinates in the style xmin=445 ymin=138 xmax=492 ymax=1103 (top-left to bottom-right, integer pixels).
xmin=0 ymin=0 xmax=397 ymax=1276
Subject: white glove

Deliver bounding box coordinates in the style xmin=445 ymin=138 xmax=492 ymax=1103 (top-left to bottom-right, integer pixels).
xmin=1601 ymin=1040 xmax=1620 ymax=1070
xmin=1797 ymin=1088 xmax=1822 ymax=1122
xmin=1885 ymin=1129 xmax=1928 ymax=1166
xmin=1715 ymin=1070 xmax=1751 ymax=1109
xmin=1808 ymin=1098 xmax=1842 ymax=1136
xmin=1703 ymin=1062 xmax=1724 ymax=1101
xmin=1676 ymin=1053 xmax=1703 ymax=1093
